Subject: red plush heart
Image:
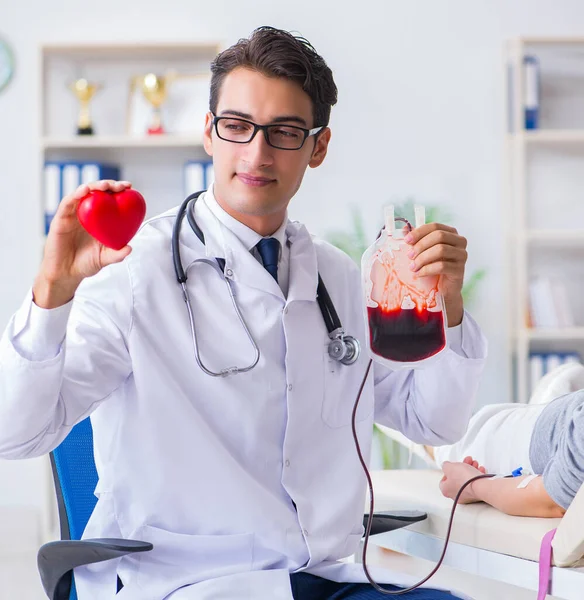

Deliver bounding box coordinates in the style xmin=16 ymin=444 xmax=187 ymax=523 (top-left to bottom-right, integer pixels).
xmin=77 ymin=189 xmax=146 ymax=250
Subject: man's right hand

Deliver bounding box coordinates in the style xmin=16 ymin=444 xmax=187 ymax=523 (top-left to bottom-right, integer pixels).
xmin=33 ymin=180 xmax=134 ymax=309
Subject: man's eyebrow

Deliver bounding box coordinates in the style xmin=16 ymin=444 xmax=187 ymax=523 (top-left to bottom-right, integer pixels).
xmin=219 ymin=110 xmax=308 ymax=127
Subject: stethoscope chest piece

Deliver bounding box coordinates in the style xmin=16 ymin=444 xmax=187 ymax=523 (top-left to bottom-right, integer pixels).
xmin=328 ymin=330 xmax=360 ymax=366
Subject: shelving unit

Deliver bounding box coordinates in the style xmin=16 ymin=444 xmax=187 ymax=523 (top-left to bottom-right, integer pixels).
xmin=506 ymin=37 xmax=584 ymax=404
xmin=37 ymin=40 xmax=222 ymax=542
xmin=38 ymin=41 xmax=221 ymax=227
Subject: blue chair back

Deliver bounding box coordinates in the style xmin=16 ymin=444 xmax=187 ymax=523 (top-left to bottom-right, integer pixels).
xmin=50 ymin=417 xmax=98 ymax=599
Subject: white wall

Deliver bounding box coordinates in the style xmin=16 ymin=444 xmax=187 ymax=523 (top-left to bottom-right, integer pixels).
xmin=1 ymin=0 xmax=584 ymax=524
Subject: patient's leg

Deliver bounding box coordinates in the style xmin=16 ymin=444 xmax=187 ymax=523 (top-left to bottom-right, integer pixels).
xmin=432 ymin=402 xmax=547 ymax=476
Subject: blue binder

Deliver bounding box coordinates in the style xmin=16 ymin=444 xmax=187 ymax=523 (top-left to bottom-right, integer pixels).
xmin=183 ymin=160 xmax=213 ymax=197
xmin=43 ymin=162 xmax=121 ymax=235
xmin=524 ymin=55 xmax=540 ymax=130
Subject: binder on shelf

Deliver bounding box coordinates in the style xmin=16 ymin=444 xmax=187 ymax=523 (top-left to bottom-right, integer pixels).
xmin=529 ymin=353 xmax=544 ymax=397
xmin=43 ymin=163 xmax=61 ymax=235
xmin=204 ymin=162 xmax=214 ymax=188
xmin=183 ymin=160 xmax=213 ymax=197
xmin=545 ymin=353 xmax=563 ymax=374
xmin=529 ymin=351 xmax=582 ymax=396
xmin=62 ymin=163 xmax=81 ymax=198
xmin=523 ymin=55 xmax=540 ymax=130
xmin=43 ymin=162 xmax=121 ymax=235
xmin=80 ymin=163 xmax=121 ymax=185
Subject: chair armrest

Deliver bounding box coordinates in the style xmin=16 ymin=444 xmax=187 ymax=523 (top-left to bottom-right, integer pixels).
xmin=363 ymin=509 xmax=427 ymax=536
xmin=37 ymin=537 xmax=153 ymax=600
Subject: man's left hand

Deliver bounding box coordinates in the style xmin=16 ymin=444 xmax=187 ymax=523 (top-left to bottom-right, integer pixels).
xmin=405 ymin=223 xmax=467 ymax=326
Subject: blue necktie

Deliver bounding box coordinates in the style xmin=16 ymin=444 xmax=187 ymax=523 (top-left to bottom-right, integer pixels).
xmin=256 ymin=238 xmax=279 ymax=283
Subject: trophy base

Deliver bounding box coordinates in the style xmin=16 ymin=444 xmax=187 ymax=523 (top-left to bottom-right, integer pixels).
xmin=147 ymin=125 xmax=165 ymax=135
xmin=77 ymin=126 xmax=94 ymax=135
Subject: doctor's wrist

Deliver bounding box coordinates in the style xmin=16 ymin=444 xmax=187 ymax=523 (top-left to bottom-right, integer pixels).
xmin=445 ymin=295 xmax=464 ymax=327
xmin=33 ymin=274 xmax=80 ymax=310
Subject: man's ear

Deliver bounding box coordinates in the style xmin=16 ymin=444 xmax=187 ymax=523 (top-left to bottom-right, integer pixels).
xmin=308 ymin=127 xmax=331 ymax=168
xmin=203 ymin=112 xmax=214 ymax=157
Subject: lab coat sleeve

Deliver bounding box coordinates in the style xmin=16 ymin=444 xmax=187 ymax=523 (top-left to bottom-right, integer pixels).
xmin=0 ymin=262 xmax=133 ymax=459
xmin=373 ymin=310 xmax=487 ymax=445
xmin=445 ymin=323 xmax=464 ymax=357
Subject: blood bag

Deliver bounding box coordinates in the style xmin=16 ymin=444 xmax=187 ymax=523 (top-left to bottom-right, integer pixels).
xmin=361 ymin=205 xmax=448 ymax=369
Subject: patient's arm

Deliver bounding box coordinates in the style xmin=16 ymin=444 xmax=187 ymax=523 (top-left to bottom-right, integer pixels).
xmin=470 ymin=472 xmax=566 ymax=518
xmin=440 ymin=459 xmax=566 ymax=518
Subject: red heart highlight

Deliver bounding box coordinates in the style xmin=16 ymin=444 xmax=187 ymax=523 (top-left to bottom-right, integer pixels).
xmin=77 ymin=189 xmax=146 ymax=250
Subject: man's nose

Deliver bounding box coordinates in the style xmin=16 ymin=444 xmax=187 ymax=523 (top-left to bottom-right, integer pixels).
xmin=242 ymin=129 xmax=274 ymax=166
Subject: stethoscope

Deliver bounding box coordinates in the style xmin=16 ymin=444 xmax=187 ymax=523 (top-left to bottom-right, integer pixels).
xmin=171 ymin=191 xmax=361 ymax=377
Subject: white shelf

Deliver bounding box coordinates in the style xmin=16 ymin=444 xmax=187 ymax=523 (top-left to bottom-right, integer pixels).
xmin=518 ymin=37 xmax=584 ymax=45
xmin=520 ymin=328 xmax=584 ymax=341
xmin=506 ymin=38 xmax=584 ymax=403
xmin=42 ymin=135 xmax=205 ymax=150
xmin=511 ymin=130 xmax=584 ymax=145
xmin=41 ymin=42 xmax=221 ymax=60
xmin=525 ymin=230 xmax=584 ymax=246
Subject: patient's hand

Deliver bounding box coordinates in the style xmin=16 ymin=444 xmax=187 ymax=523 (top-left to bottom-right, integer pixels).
xmin=461 ymin=455 xmax=486 ymax=472
xmin=439 ymin=458 xmax=486 ymax=504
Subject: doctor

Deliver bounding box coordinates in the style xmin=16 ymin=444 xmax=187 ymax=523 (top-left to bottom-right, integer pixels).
xmin=0 ymin=26 xmax=486 ymax=600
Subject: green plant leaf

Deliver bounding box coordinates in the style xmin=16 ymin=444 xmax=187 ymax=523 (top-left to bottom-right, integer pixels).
xmin=461 ymin=268 xmax=487 ymax=308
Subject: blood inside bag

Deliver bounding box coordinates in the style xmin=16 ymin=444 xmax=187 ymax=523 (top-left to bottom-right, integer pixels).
xmin=366 ymin=243 xmax=446 ymax=362
xmin=367 ymin=306 xmax=445 ymax=362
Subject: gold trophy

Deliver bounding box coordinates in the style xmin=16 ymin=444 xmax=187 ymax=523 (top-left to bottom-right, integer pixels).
xmin=136 ymin=73 xmax=174 ymax=135
xmin=68 ymin=78 xmax=101 ymax=135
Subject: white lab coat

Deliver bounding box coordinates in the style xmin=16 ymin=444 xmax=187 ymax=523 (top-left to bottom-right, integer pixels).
xmin=0 ymin=193 xmax=486 ymax=600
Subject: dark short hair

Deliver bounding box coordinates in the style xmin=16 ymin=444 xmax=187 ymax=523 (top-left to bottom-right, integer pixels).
xmin=209 ymin=26 xmax=338 ymax=128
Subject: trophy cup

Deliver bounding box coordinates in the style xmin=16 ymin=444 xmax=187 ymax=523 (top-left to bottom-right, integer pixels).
xmin=127 ymin=70 xmax=206 ymax=136
xmin=68 ymin=78 xmax=101 ymax=135
xmin=139 ymin=73 xmax=171 ymax=135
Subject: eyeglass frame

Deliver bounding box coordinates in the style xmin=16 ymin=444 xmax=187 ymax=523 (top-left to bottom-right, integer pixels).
xmin=211 ymin=113 xmax=324 ymax=151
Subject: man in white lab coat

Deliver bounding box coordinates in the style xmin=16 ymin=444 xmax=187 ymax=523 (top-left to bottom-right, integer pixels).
xmin=0 ymin=26 xmax=486 ymax=600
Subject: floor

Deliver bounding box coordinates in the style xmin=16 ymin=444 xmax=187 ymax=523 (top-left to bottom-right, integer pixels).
xmin=0 ymin=552 xmax=45 ymax=600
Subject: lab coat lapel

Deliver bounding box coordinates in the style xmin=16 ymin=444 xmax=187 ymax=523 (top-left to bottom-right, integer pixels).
xmin=222 ymin=231 xmax=284 ymax=300
xmin=286 ymin=221 xmax=319 ymax=304
xmin=178 ymin=195 xmax=281 ymax=301
xmin=174 ymin=198 xmax=225 ymax=270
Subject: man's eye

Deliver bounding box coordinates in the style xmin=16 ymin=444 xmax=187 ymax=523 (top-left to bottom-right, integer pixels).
xmin=274 ymin=129 xmax=299 ymax=138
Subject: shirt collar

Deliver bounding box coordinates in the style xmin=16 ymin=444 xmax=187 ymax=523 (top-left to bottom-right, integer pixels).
xmin=203 ymin=184 xmax=289 ymax=252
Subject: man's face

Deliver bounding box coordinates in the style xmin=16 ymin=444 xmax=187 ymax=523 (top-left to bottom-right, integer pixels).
xmin=203 ymin=67 xmax=330 ymax=224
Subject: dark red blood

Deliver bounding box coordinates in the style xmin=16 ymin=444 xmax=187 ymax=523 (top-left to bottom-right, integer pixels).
xmin=367 ymin=306 xmax=446 ymax=363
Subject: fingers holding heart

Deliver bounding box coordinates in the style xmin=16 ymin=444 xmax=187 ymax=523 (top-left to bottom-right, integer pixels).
xmin=77 ymin=188 xmax=146 ymax=250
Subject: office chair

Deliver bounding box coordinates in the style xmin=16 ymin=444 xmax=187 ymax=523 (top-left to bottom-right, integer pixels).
xmin=37 ymin=417 xmax=425 ymax=599
xmin=36 ymin=417 xmax=152 ymax=600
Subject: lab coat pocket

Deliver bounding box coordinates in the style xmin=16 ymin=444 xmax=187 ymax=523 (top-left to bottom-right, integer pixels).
xmin=321 ymin=356 xmax=374 ymax=428
xmin=133 ymin=526 xmax=255 ymax=594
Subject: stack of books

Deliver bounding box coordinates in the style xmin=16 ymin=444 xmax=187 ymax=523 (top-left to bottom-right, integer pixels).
xmin=528 ymin=276 xmax=575 ymax=329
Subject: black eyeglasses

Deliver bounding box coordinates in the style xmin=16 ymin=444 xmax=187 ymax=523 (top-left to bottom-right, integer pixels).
xmin=212 ymin=114 xmax=324 ymax=151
